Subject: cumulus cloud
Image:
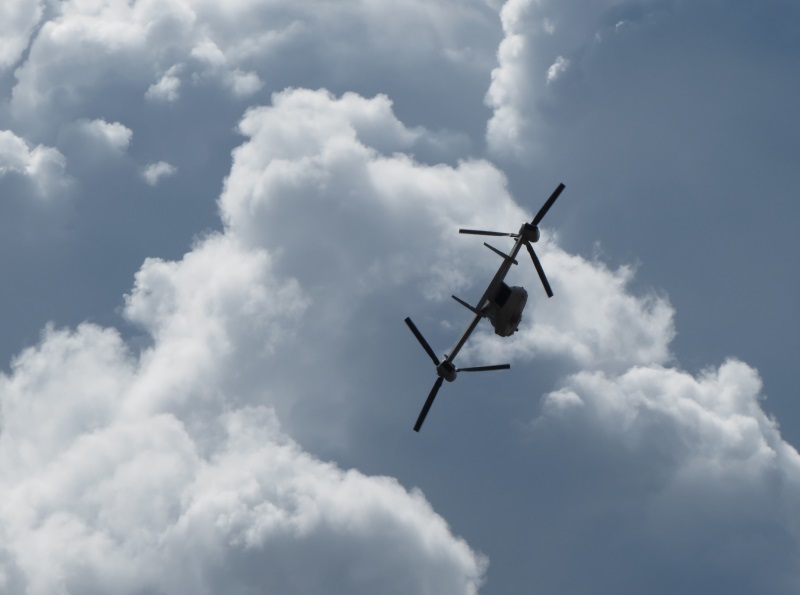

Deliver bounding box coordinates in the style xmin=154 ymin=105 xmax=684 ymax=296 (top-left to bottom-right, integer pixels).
xmin=175 ymin=88 xmax=800 ymax=593
xmin=54 ymin=118 xmax=133 ymax=175
xmin=141 ymin=161 xmax=177 ymax=185
xmin=542 ymin=360 xmax=785 ymax=465
xmin=226 ymin=69 xmax=263 ymax=97
xmin=3 ymin=2 xmax=799 ymax=593
xmin=466 ymin=241 xmax=674 ymax=372
xmin=219 ymin=88 xmax=527 ymax=316
xmin=71 ymin=118 xmax=133 ymax=152
xmin=0 ymin=130 xmax=68 ymax=198
xmin=528 ymin=358 xmax=800 ymax=593
xmin=188 ymin=39 xmax=264 ymax=97
xmin=0 ymin=85 xmax=517 ymax=591
xmin=0 ymin=0 xmax=43 ymax=70
xmin=10 ymin=0 xmax=196 ymax=130
xmin=2 ymin=73 xmax=800 ymax=594
xmin=546 ymin=55 xmax=569 ymax=83
xmin=145 ymin=65 xmax=182 ymax=102
xmin=485 ymin=0 xmax=800 ymax=187
xmin=479 ymin=1 xmax=800 ymax=465
xmin=0 ymin=88 xmax=514 ymax=594
xmin=209 ymin=88 xmax=530 ymax=448
xmin=484 ymin=0 xmax=626 ymax=156
xmin=0 ymin=231 xmax=487 ymax=594
xmin=9 ymin=0 xmax=498 ymax=142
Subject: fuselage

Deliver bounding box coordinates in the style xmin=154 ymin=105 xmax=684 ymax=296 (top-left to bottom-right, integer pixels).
xmin=486 ymin=282 xmax=527 ymax=336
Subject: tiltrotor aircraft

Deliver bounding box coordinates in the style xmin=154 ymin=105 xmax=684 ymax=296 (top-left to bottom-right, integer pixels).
xmin=405 ymin=183 xmax=565 ymax=431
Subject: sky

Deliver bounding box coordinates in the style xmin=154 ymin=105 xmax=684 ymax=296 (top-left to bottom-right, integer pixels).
xmin=1 ymin=0 xmax=799 ymax=593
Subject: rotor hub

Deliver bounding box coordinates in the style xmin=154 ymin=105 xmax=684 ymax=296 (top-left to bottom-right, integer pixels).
xmin=521 ymin=223 xmax=540 ymax=243
xmin=436 ymin=360 xmax=458 ymax=382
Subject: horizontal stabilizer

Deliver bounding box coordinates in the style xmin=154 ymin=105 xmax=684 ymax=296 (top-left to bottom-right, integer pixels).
xmin=451 ymin=295 xmax=482 ymax=316
xmin=483 ymin=242 xmax=518 ymax=265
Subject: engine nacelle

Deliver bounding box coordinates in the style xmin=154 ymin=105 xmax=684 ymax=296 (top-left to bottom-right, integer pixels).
xmin=486 ymin=282 xmax=527 ymax=337
xmin=521 ymin=222 xmax=540 ymax=243
xmin=436 ymin=360 xmax=458 ymax=382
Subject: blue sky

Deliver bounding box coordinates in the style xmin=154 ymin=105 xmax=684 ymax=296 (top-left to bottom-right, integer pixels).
xmin=1 ymin=1 xmax=799 ymax=593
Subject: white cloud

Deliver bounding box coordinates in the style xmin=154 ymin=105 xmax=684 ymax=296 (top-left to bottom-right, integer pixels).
xmin=485 ymin=0 xmax=617 ymax=157
xmin=227 ymin=69 xmax=263 ymax=97
xmin=546 ymin=55 xmax=569 ymax=83
xmin=3 ymin=2 xmax=799 ymax=593
xmin=0 ymin=231 xmax=487 ymax=594
xmin=542 ymin=360 xmax=788 ymax=466
xmin=9 ymin=0 xmax=498 ymax=138
xmin=484 ymin=0 xmax=537 ymax=156
xmin=528 ymin=358 xmax=800 ymax=592
xmin=188 ymin=40 xmax=263 ymax=97
xmin=219 ymin=88 xmax=525 ymax=312
xmin=0 ymin=86 xmax=540 ymax=592
xmin=465 ymin=241 xmax=674 ymax=373
xmin=0 ymin=130 xmax=68 ymax=198
xmin=190 ymin=38 xmax=226 ymax=67
xmin=73 ymin=118 xmax=133 ymax=152
xmin=142 ymin=161 xmax=177 ymax=185
xmin=145 ymin=64 xmax=182 ymax=102
xmin=0 ymin=0 xmax=43 ymax=70
xmin=55 ymin=119 xmax=133 ymax=173
xmin=10 ymin=0 xmax=196 ymax=130
xmin=0 ymin=79 xmax=511 ymax=592
xmin=215 ymin=87 xmax=800 ymax=593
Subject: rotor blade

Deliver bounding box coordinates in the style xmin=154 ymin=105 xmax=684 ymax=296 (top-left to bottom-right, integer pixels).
xmin=524 ymin=241 xmax=554 ymax=298
xmin=405 ymin=317 xmax=440 ymax=366
xmin=457 ymin=364 xmax=511 ymax=372
xmin=459 ymin=229 xmax=518 ymax=237
xmin=531 ymin=183 xmax=565 ymax=226
xmin=414 ymin=376 xmax=444 ymax=432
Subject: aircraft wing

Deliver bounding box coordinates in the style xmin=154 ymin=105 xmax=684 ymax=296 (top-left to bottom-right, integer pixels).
xmin=444 ymin=310 xmax=484 ymax=364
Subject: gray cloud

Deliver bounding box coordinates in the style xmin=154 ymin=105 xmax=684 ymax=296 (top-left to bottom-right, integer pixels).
xmin=9 ymin=0 xmax=498 ymax=145
xmin=0 ymin=129 xmax=68 ymax=198
xmin=208 ymin=85 xmax=800 ymax=594
xmin=0 ymin=233 xmax=487 ymax=593
xmin=526 ymin=358 xmax=800 ymax=594
xmin=483 ymin=0 xmax=800 ymax=440
xmin=0 ymin=0 xmax=43 ymax=70
xmin=141 ymin=161 xmax=177 ymax=186
xmin=2 ymin=1 xmax=800 ymax=594
xmin=465 ymin=244 xmax=675 ymax=372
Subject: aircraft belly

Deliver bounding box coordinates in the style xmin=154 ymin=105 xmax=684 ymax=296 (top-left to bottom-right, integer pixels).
xmin=491 ymin=286 xmax=527 ymax=336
